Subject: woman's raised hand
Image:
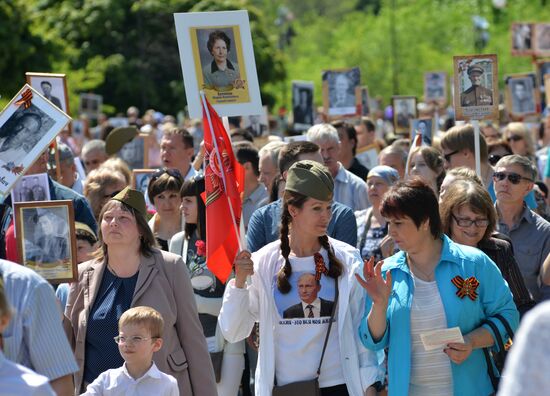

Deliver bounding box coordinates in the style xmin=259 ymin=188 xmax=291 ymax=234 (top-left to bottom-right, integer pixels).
xmin=355 ymin=257 xmax=392 ymax=306
xmin=234 ymin=250 xmax=253 ymax=288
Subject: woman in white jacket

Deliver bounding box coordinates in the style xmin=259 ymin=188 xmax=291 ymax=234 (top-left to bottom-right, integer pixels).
xmin=219 ymin=160 xmax=380 ymax=396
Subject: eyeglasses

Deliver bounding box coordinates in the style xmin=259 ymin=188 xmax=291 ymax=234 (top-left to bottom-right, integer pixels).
xmin=452 ymin=214 xmax=490 ymax=228
xmin=443 ymin=150 xmax=459 ymax=163
xmin=506 ymin=135 xmax=523 ymax=143
xmin=493 ymin=171 xmax=533 ymax=185
xmin=113 ymin=335 xmax=158 ymax=345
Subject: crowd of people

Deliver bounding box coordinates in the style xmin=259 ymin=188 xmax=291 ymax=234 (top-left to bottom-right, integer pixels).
xmin=1 ymin=100 xmax=550 ymax=396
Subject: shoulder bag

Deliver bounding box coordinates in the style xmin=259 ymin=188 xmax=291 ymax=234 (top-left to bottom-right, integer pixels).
xmin=481 ymin=313 xmax=515 ymax=391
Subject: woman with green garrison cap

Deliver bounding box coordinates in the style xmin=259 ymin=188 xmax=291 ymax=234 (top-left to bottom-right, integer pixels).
xmin=219 ymin=160 xmax=381 ymax=395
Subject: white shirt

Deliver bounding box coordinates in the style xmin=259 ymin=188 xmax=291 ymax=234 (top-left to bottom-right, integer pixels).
xmin=301 ymin=298 xmax=321 ymax=318
xmin=0 ymin=351 xmax=55 ymax=396
xmin=334 ymin=163 xmax=369 ymax=211
xmin=184 ymin=165 xmax=198 ymax=181
xmin=82 ymin=362 xmax=179 ymax=396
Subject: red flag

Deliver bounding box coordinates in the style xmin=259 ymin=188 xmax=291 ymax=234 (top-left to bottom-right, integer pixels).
xmin=202 ymin=97 xmax=244 ymax=283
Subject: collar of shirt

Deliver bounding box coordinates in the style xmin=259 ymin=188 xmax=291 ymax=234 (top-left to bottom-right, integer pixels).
xmin=301 ymin=297 xmax=321 ymax=311
xmin=210 ymin=59 xmax=236 ymax=74
xmin=117 ymin=362 xmax=162 ymax=386
xmin=496 ymin=203 xmax=534 ymax=231
xmin=244 ymin=184 xmax=267 ymax=204
xmin=334 ymin=163 xmax=348 ymax=183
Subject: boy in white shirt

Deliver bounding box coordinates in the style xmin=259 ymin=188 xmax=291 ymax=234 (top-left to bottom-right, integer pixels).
xmin=0 ymin=276 xmax=55 ymax=396
xmin=83 ymin=306 xmax=178 ymax=396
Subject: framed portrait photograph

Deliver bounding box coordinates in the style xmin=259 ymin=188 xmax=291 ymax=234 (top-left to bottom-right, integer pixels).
xmin=241 ymin=108 xmax=269 ymax=138
xmin=536 ymin=60 xmax=550 ymax=109
xmin=0 ymin=84 xmax=71 ymax=197
xmin=534 ymin=23 xmax=550 ymax=57
xmin=11 ymin=173 xmax=51 ymax=204
xmin=15 ymin=200 xmax=77 ymax=283
xmin=79 ymin=93 xmax=103 ymax=120
xmin=410 ymin=118 xmax=434 ymax=146
xmin=392 ymin=96 xmax=417 ymax=135
xmin=505 ymin=73 xmax=539 ymax=117
xmin=359 ymin=86 xmax=370 ymax=116
xmin=292 ymin=81 xmax=314 ymax=131
xmin=424 ymin=72 xmax=447 ymax=105
xmin=132 ymin=169 xmax=157 ymax=212
xmin=25 ymin=72 xmax=70 ymax=116
xmin=453 ymin=54 xmax=499 ymax=121
xmin=322 ymin=67 xmax=361 ymax=118
xmin=511 ymin=23 xmax=534 ymax=56
xmin=174 ymin=10 xmax=263 ymax=119
xmin=118 ymin=134 xmax=149 ymax=170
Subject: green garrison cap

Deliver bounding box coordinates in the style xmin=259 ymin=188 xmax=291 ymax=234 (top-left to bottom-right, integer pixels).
xmin=467 ymin=65 xmax=484 ymax=75
xmin=111 ymin=186 xmax=147 ymax=217
xmin=105 ymin=126 xmax=139 ymax=156
xmin=285 ymin=160 xmax=334 ymax=201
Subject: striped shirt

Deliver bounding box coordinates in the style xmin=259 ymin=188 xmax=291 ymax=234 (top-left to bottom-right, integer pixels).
xmin=409 ymin=274 xmax=453 ymax=396
xmin=0 ymin=260 xmax=78 ymax=380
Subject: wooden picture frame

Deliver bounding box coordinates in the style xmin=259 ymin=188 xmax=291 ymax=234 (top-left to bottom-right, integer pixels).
xmin=453 ymin=54 xmax=499 ymax=121
xmin=533 ymin=23 xmax=550 ymax=57
xmin=510 ymin=23 xmax=534 ymax=56
xmin=292 ymin=81 xmax=315 ymax=131
xmin=15 ymin=200 xmax=77 ymax=283
xmin=392 ymin=96 xmax=417 ymax=135
xmin=0 ymin=84 xmax=71 ymax=197
xmin=78 ymin=93 xmax=103 ymax=120
xmin=536 ymin=59 xmax=550 ymax=109
xmin=504 ymin=73 xmax=539 ymax=118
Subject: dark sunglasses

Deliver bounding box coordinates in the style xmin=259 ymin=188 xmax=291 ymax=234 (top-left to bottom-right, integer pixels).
xmin=443 ymin=150 xmax=459 ymax=163
xmin=506 ymin=135 xmax=523 ymax=143
xmin=493 ymin=171 xmax=533 ymax=185
xmin=488 ymin=153 xmax=511 ymax=166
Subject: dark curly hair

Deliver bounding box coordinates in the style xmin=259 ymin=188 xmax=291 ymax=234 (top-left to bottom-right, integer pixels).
xmin=207 ymin=30 xmax=231 ymax=54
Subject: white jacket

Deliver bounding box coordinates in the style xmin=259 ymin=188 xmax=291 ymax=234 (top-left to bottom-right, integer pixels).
xmin=219 ymin=237 xmax=381 ymax=396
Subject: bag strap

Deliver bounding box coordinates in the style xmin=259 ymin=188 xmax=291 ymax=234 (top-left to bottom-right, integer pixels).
xmin=493 ymin=313 xmax=515 ymax=347
xmin=316 ymin=280 xmax=339 ymax=377
xmin=481 ymin=318 xmax=502 ymax=390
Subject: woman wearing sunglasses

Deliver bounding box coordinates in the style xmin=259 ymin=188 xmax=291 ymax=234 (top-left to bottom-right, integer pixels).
xmin=439 ymin=179 xmax=534 ymax=315
xmin=487 ymin=139 xmax=513 ymax=167
xmin=147 ymin=168 xmax=184 ymax=251
xmin=502 ymin=123 xmax=538 ymax=177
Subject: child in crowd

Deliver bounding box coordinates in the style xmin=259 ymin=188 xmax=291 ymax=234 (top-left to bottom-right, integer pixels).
xmin=82 ymin=306 xmax=178 ymax=395
xmin=0 ymin=277 xmax=56 ymax=395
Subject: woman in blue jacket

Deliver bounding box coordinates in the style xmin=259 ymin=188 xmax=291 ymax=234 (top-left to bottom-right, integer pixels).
xmin=356 ymin=179 xmax=519 ymax=396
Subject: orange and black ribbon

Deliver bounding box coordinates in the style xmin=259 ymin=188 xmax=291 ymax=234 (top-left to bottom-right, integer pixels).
xmin=14 ymin=88 xmax=33 ymax=109
xmin=314 ymin=253 xmax=329 ymax=281
xmin=451 ymin=276 xmax=480 ymax=301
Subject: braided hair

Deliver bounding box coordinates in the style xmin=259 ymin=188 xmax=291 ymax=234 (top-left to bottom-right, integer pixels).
xmin=277 ymin=191 xmax=344 ymax=294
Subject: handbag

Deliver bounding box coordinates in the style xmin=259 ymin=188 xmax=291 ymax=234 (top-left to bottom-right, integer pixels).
xmin=272 ymin=282 xmax=339 ymax=396
xmin=210 ymin=350 xmax=224 ymax=383
xmin=481 ymin=313 xmax=515 ymax=391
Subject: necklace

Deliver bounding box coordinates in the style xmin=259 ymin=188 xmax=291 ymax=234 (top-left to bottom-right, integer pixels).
xmin=407 ymin=254 xmax=435 ymax=282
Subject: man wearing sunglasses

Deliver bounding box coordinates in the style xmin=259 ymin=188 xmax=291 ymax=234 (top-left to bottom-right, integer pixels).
xmin=494 ymin=155 xmax=550 ymax=302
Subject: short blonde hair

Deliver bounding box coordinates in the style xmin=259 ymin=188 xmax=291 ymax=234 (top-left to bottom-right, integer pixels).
xmin=101 ymin=158 xmax=132 ymax=185
xmin=83 ymin=167 xmax=127 ymax=220
xmin=119 ymin=306 xmax=164 ymax=338
xmin=503 ymin=122 xmax=536 ymax=157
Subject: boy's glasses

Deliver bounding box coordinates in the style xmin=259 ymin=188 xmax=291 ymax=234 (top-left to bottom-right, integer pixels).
xmin=493 ymin=171 xmax=533 ymax=185
xmin=113 ymin=335 xmax=158 ymax=345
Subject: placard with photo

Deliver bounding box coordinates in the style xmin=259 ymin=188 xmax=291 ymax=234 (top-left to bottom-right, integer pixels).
xmin=11 ymin=173 xmax=51 ymax=204
xmin=26 ymin=73 xmax=70 ymax=115
xmin=0 ymin=84 xmax=71 ymax=197
xmin=322 ymin=67 xmax=361 ymax=118
xmin=453 ymin=54 xmax=499 ymax=121
xmin=79 ymin=93 xmax=103 ymax=120
xmin=133 ymin=169 xmax=157 ymax=212
xmin=537 ymin=60 xmax=550 ymax=109
xmin=511 ymin=23 xmax=534 ymax=56
xmin=359 ymin=86 xmax=370 ymax=116
xmin=534 ymin=23 xmax=550 ymax=57
xmin=15 ymin=200 xmax=77 ymax=283
xmin=118 ymin=134 xmax=149 ymax=170
xmin=424 ymin=72 xmax=447 ymax=105
xmin=392 ymin=96 xmax=417 ymax=135
xmin=292 ymin=81 xmax=314 ymax=130
xmin=241 ymin=108 xmax=269 ymax=138
xmin=505 ymin=73 xmax=539 ymax=117
xmin=174 ymin=11 xmax=263 ymax=119
xmin=410 ymin=118 xmax=434 ymax=146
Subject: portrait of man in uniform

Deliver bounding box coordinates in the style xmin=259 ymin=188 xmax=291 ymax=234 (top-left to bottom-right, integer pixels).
xmin=505 ymin=73 xmax=538 ymax=116
xmin=323 ymin=67 xmax=360 ymax=117
xmin=460 ymin=64 xmax=493 ymax=107
xmin=511 ymin=23 xmax=533 ymax=55
xmin=424 ymin=72 xmax=446 ymax=103
xmin=392 ymin=96 xmax=417 ymax=134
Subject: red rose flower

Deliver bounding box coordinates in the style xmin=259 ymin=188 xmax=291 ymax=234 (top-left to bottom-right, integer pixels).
xmin=195 ymin=240 xmax=206 ymax=257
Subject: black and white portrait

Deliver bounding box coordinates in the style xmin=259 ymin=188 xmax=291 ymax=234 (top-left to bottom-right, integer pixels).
xmin=292 ymin=81 xmax=314 ymax=129
xmin=508 ymin=75 xmax=536 ymax=115
xmin=0 ymin=105 xmax=54 ymax=166
xmin=392 ymin=96 xmax=417 ymax=134
xmin=242 ymin=112 xmax=268 ymax=138
xmin=22 ymin=207 xmax=70 ymax=265
xmin=360 ymin=87 xmax=370 ymax=116
xmin=411 ymin=119 xmax=433 ymax=146
xmin=26 ymin=73 xmax=69 ymax=114
xmin=511 ymin=23 xmax=533 ymax=54
xmin=534 ymin=23 xmax=550 ymax=56
xmin=11 ymin=173 xmax=51 ymax=204
xmin=323 ymin=68 xmax=360 ymax=116
xmin=133 ymin=170 xmax=156 ymax=211
xmin=118 ymin=136 xmax=145 ymax=170
xmin=79 ymin=93 xmax=103 ymax=120
xmin=424 ymin=72 xmax=446 ymax=102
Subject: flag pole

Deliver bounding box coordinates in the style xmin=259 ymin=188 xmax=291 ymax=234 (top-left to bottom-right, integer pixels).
xmin=200 ymin=91 xmax=243 ymax=251
xmin=472 ymin=119 xmax=481 ymax=178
